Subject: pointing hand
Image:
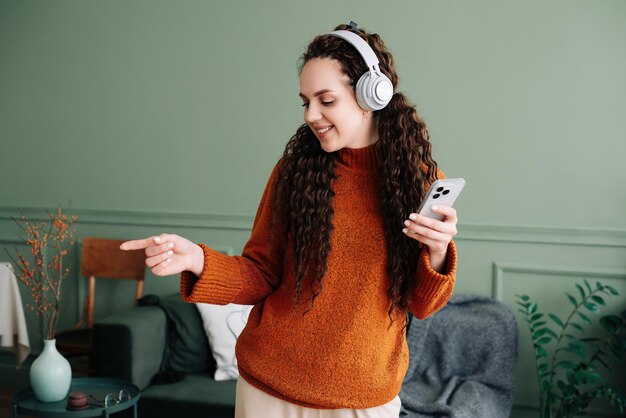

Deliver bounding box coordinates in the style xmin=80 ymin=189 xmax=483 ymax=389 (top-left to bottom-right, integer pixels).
xmin=120 ymin=234 xmax=201 ymax=277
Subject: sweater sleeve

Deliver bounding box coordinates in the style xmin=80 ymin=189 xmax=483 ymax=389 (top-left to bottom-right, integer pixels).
xmin=408 ymin=239 xmax=457 ymax=319
xmin=408 ymin=167 xmax=457 ymax=319
xmin=180 ymin=164 xmax=287 ymax=306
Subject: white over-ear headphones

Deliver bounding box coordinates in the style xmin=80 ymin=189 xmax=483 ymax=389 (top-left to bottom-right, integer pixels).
xmin=327 ymin=25 xmax=394 ymax=112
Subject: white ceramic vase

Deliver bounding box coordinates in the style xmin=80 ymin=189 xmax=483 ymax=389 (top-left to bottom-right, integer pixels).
xmin=29 ymin=339 xmax=72 ymax=402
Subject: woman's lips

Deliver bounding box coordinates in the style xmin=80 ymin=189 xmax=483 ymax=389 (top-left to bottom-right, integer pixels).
xmin=315 ymin=125 xmax=334 ymax=138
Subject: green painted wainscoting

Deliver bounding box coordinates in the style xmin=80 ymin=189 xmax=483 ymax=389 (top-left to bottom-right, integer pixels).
xmin=1 ymin=208 xmax=625 ymax=417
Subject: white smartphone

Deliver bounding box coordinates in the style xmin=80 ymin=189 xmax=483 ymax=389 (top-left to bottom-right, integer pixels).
xmin=416 ymin=178 xmax=466 ymax=221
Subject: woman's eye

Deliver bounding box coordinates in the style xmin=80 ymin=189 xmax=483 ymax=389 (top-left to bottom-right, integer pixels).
xmin=301 ymin=101 xmax=334 ymax=108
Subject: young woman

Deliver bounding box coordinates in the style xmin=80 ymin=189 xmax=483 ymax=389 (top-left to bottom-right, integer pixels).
xmin=121 ymin=22 xmax=458 ymax=418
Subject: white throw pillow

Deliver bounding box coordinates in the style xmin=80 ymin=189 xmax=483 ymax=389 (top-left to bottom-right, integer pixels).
xmin=195 ymin=303 xmax=253 ymax=381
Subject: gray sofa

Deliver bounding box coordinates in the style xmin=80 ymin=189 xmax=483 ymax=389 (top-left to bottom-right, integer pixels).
xmin=93 ymin=294 xmax=236 ymax=418
xmin=93 ymin=293 xmax=517 ymax=418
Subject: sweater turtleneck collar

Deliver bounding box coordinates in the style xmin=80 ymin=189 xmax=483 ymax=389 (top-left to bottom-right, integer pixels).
xmin=335 ymin=142 xmax=382 ymax=172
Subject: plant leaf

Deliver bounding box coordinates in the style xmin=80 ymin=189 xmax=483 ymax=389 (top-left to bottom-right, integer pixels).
xmin=598 ymin=319 xmax=614 ymax=334
xmin=596 ymin=281 xmax=604 ymax=291
xmin=605 ymin=285 xmax=619 ymax=296
xmin=535 ymin=345 xmax=548 ymax=358
xmin=596 ymin=356 xmax=609 ymax=369
xmin=557 ymin=360 xmax=578 ymax=370
xmin=584 ymin=302 xmax=600 ymax=314
xmin=549 ymin=313 xmax=565 ymax=328
xmin=543 ymin=327 xmax=559 ymax=339
xmin=533 ymin=327 xmax=559 ymax=339
xmin=579 ymin=337 xmax=601 ymax=343
xmin=591 ymin=295 xmax=606 ymax=306
xmin=574 ymin=370 xmax=587 ymax=384
xmin=609 ymin=345 xmax=622 ymax=360
xmin=569 ymin=340 xmax=584 ymax=351
xmin=564 ymin=343 xmax=586 ymax=359
xmin=577 ymin=311 xmax=592 ymax=325
xmin=557 ymin=379 xmax=575 ymax=397
xmin=610 ymin=341 xmax=623 ymax=360
xmin=530 ymin=313 xmax=544 ymax=323
xmin=517 ymin=294 xmax=530 ymax=302
xmin=566 ymin=292 xmax=578 ymax=308
xmin=576 ymin=283 xmax=586 ymax=299
xmin=534 ymin=321 xmax=547 ymax=328
xmin=570 ymin=322 xmax=585 ymax=333
xmin=537 ymin=337 xmax=552 ymax=345
xmin=577 ymin=370 xmax=604 ymax=387
xmin=589 ymin=373 xmax=604 ymax=387
xmin=528 ymin=302 xmax=537 ymax=315
xmin=533 ymin=328 xmax=554 ymax=339
xmin=599 ymin=315 xmax=620 ymax=333
xmin=584 ymin=279 xmax=593 ymax=294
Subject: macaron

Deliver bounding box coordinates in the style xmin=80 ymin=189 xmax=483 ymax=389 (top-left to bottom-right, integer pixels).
xmin=67 ymin=391 xmax=89 ymax=410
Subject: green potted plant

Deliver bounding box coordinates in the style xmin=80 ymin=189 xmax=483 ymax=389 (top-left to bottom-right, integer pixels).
xmin=517 ymin=280 xmax=626 ymax=417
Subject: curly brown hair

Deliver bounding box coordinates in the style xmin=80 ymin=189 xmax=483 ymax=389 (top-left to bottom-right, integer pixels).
xmin=270 ymin=23 xmax=439 ymax=319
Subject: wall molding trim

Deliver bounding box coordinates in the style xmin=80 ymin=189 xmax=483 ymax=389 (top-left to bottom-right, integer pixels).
xmin=0 ymin=206 xmax=252 ymax=231
xmin=492 ymin=262 xmax=626 ymax=301
xmin=2 ymin=205 xmax=626 ymax=247
xmin=459 ymin=223 xmax=626 ymax=248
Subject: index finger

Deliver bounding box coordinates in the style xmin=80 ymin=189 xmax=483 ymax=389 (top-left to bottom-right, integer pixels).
xmin=120 ymin=236 xmax=162 ymax=251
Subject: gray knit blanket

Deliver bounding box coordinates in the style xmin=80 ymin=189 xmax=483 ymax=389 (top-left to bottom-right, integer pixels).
xmin=399 ymin=294 xmax=518 ymax=418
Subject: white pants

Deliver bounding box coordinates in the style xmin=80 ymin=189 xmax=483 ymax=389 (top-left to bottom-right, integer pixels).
xmin=235 ymin=377 xmax=401 ymax=418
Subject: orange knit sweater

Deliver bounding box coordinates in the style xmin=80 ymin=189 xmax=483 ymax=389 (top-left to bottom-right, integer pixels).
xmin=180 ymin=144 xmax=457 ymax=409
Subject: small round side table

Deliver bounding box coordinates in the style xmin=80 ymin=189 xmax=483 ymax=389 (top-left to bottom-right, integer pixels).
xmin=12 ymin=377 xmax=140 ymax=418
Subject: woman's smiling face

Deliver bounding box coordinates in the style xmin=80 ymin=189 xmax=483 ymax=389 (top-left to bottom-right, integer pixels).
xmin=299 ymin=58 xmax=377 ymax=152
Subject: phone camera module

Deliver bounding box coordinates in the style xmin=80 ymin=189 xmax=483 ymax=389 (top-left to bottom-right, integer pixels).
xmin=433 ymin=194 xmax=440 ymax=199
xmin=436 ymin=187 xmax=444 ymax=192
xmin=442 ymin=189 xmax=450 ymax=195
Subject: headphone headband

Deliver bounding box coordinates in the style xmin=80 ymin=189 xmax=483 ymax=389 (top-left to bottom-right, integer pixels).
xmin=327 ymin=30 xmax=380 ymax=70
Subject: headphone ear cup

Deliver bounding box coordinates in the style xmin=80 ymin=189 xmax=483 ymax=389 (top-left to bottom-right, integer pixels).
xmin=355 ymin=73 xmax=372 ymax=111
xmin=356 ymin=71 xmax=393 ymax=111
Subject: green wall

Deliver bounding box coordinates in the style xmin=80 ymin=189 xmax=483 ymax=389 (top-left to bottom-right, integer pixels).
xmin=1 ymin=1 xmax=625 ymax=417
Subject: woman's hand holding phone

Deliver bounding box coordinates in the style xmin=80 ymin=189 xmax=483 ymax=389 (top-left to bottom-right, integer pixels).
xmin=402 ymin=178 xmax=464 ymax=273
xmin=120 ymin=234 xmax=204 ymax=277
xmin=402 ymin=206 xmax=458 ymax=255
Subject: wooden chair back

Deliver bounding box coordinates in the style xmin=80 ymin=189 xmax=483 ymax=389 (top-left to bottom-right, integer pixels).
xmin=77 ymin=236 xmax=147 ymax=329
